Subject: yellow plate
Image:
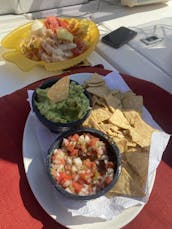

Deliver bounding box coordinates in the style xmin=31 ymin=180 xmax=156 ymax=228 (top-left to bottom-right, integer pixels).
xmin=1 ymin=18 xmax=99 ymax=72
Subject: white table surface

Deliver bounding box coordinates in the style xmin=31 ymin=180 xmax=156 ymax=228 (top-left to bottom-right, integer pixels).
xmin=95 ymin=1 xmax=172 ymax=94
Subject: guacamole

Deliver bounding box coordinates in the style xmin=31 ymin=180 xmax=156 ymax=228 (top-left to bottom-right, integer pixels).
xmin=35 ymin=81 xmax=90 ymax=123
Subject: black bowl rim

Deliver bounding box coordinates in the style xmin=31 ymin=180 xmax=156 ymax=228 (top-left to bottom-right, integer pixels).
xmin=31 ymin=77 xmax=92 ymax=128
xmin=47 ymin=127 xmax=122 ymax=200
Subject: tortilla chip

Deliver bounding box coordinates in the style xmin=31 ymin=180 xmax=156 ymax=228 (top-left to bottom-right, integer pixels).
xmin=98 ymin=122 xmax=116 ymax=133
xmin=121 ymin=90 xmax=135 ymax=98
xmin=124 ymin=151 xmax=149 ymax=178
xmin=126 ymin=141 xmax=137 ymax=147
xmin=125 ymin=111 xmax=154 ymax=147
xmin=115 ymin=139 xmax=128 ymax=153
xmin=47 ymin=76 xmax=69 ymax=102
xmin=123 ymin=110 xmax=140 ymax=127
xmin=87 ymin=86 xmax=109 ymax=98
xmin=111 ymin=90 xmax=123 ymax=99
xmin=122 ymin=94 xmax=143 ymax=113
xmin=104 ymin=92 xmax=122 ymax=109
xmin=109 ymin=109 xmax=130 ymax=129
xmin=107 ymin=163 xmax=146 ymax=198
xmin=129 ymin=128 xmax=147 ymax=148
xmin=85 ymin=73 xmax=104 ymax=84
xmin=91 ymin=108 xmax=111 ymax=123
xmin=83 ymin=115 xmax=100 ymax=129
xmin=87 ymin=82 xmax=105 ymax=88
xmin=93 ymin=96 xmax=107 ymax=108
xmin=83 ymin=74 xmax=105 ymax=88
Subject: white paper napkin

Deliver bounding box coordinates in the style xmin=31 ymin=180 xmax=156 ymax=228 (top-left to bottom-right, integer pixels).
xmin=27 ymin=71 xmax=170 ymax=220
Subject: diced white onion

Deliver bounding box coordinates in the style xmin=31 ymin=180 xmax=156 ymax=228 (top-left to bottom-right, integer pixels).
xmin=73 ymin=157 xmax=82 ymax=168
xmin=84 ymin=135 xmax=90 ymax=143
xmin=71 ymin=165 xmax=77 ymax=173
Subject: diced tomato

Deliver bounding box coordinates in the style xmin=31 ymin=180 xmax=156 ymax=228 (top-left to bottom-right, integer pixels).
xmin=70 ymin=133 xmax=80 ymax=141
xmin=44 ymin=16 xmax=69 ymax=32
xmin=59 ymin=19 xmax=69 ymax=28
xmin=45 ymin=16 xmax=60 ymax=31
xmin=71 ymin=47 xmax=82 ymax=57
xmin=75 ymin=39 xmax=85 ymax=49
xmin=88 ymin=137 xmax=99 ymax=147
xmin=105 ymin=176 xmax=113 ymax=184
xmin=66 ymin=144 xmax=74 ymax=152
xmin=65 ymin=164 xmax=71 ymax=171
xmin=71 ymin=38 xmax=87 ymax=56
xmin=47 ymin=16 xmax=60 ymax=25
xmin=80 ymin=172 xmax=88 ymax=181
xmin=79 ymin=173 xmax=92 ymax=184
xmin=72 ymin=182 xmax=83 ymax=193
xmin=71 ymin=172 xmax=77 ymax=179
xmin=70 ymin=148 xmax=78 ymax=156
xmin=57 ymin=172 xmax=72 ymax=185
xmin=107 ymin=161 xmax=114 ymax=168
xmin=83 ymin=159 xmax=95 ymax=168
xmin=89 ymin=161 xmax=95 ymax=168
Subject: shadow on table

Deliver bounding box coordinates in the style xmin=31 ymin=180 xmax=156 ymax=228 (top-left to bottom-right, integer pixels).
xmin=162 ymin=137 xmax=172 ymax=166
xmin=87 ymin=2 xmax=168 ymax=24
xmin=18 ymin=153 xmax=105 ymax=229
xmin=28 ymin=0 xmax=168 ymax=25
xmin=18 ymin=157 xmax=65 ymax=228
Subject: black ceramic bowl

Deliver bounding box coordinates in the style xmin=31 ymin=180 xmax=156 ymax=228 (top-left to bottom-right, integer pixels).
xmin=32 ymin=77 xmax=92 ymax=133
xmin=47 ymin=127 xmax=121 ymax=200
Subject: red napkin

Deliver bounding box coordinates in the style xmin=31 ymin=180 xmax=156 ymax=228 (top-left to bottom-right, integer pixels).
xmin=0 ymin=66 xmax=171 ymax=229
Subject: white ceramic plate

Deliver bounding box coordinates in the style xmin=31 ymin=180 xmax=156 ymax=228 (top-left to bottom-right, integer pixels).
xmin=22 ymin=72 xmax=155 ymax=229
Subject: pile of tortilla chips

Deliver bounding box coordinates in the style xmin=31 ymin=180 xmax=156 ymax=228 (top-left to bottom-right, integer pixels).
xmin=83 ymin=73 xmax=156 ymax=197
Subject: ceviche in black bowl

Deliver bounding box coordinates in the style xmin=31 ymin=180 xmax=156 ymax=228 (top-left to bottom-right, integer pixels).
xmin=32 ymin=76 xmax=92 ymax=132
xmin=47 ymin=128 xmax=121 ymax=200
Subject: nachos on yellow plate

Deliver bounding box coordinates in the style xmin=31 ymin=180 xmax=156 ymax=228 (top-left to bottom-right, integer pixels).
xmin=1 ymin=16 xmax=99 ymax=71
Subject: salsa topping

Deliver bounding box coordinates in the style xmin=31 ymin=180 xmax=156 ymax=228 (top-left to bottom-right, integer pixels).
xmin=50 ymin=132 xmax=115 ymax=196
